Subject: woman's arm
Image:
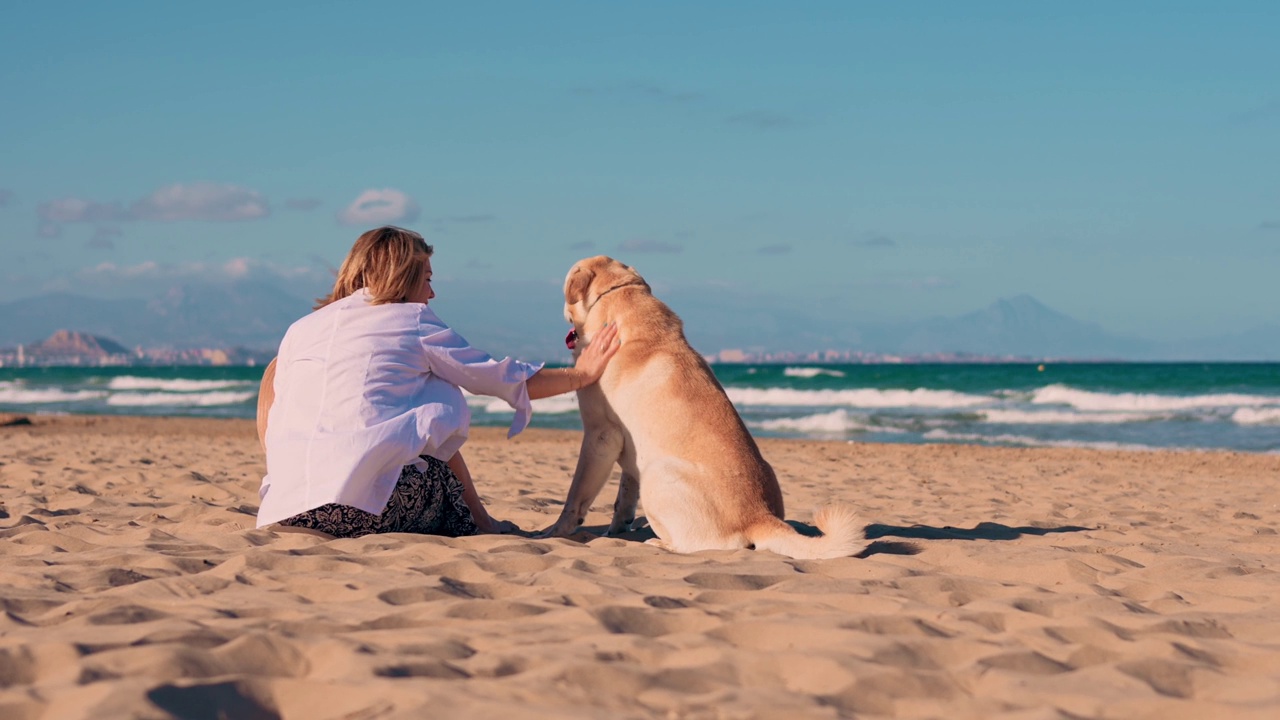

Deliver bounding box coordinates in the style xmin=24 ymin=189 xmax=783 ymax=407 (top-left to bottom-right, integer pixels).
xmin=526 ymin=323 xmax=620 ymax=400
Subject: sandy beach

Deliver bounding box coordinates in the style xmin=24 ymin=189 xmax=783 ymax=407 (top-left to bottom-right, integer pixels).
xmin=1 ymin=414 xmax=1278 ymax=719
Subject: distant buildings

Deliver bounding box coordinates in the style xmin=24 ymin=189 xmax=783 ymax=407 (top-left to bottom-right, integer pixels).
xmin=0 ymin=330 xmax=1053 ymax=368
xmin=706 ymin=348 xmax=1042 ymax=364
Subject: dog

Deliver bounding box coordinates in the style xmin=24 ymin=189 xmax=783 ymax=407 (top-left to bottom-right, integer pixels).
xmin=540 ymin=256 xmax=866 ymax=559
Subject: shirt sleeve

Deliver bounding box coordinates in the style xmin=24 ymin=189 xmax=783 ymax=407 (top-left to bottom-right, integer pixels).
xmin=417 ymin=307 xmax=544 ymax=437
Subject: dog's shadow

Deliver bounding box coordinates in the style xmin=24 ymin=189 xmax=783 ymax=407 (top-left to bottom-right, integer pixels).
xmin=854 ymin=521 xmax=1092 ymax=557
xmin=527 ymin=519 xmax=1091 ymax=559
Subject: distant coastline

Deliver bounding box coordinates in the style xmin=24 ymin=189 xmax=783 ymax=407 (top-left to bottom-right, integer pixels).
xmin=3 ymin=329 xmax=1276 ymax=368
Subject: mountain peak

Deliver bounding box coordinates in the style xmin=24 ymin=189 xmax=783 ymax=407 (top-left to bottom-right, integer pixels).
xmin=30 ymin=330 xmax=131 ymax=358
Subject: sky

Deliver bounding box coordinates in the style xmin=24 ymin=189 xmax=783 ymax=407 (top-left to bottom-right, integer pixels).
xmin=2 ymin=1 xmax=1278 ymax=344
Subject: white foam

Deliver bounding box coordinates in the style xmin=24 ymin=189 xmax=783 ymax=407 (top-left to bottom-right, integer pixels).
xmin=923 ymin=428 xmax=1163 ymax=452
xmin=107 ymin=376 xmax=251 ymax=392
xmin=752 ymin=409 xmax=871 ymax=434
xmin=981 ymin=409 xmax=1163 ymax=425
xmin=783 ymin=367 xmax=847 ymax=379
xmin=1032 ymin=384 xmax=1280 ymax=412
xmin=1232 ymin=407 xmax=1280 ymax=426
xmin=727 ymin=387 xmax=990 ymax=409
xmin=0 ymin=388 xmax=107 ymax=404
xmin=106 ymin=391 xmax=256 ymax=407
xmin=466 ymin=394 xmax=580 ymax=415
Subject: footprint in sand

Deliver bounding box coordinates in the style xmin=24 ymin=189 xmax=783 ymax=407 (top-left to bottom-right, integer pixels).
xmin=592 ymin=605 xmax=721 ymax=637
xmin=147 ymin=680 xmax=280 ymax=720
xmin=682 ymin=572 xmax=790 ymax=591
xmin=86 ymin=604 xmax=169 ymax=626
xmin=374 ymin=659 xmax=470 ymax=679
xmin=444 ymin=600 xmax=551 ymax=620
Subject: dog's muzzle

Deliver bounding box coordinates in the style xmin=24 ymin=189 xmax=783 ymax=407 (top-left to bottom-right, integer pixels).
xmin=565 ymin=328 xmax=578 ymax=350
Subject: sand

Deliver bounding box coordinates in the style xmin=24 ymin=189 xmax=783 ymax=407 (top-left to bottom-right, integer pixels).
xmin=1 ymin=415 xmax=1278 ymax=719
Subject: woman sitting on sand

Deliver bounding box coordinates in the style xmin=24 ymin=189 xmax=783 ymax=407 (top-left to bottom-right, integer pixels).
xmin=255 ymin=225 xmax=619 ymax=538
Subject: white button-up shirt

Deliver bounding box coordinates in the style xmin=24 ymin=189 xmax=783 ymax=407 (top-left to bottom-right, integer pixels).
xmin=256 ymin=289 xmax=543 ymax=527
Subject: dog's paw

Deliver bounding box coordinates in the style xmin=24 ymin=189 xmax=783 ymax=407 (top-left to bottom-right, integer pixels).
xmin=644 ymin=538 xmax=673 ymax=552
xmin=604 ymin=518 xmax=635 ymax=536
xmin=535 ymin=522 xmax=576 ymax=539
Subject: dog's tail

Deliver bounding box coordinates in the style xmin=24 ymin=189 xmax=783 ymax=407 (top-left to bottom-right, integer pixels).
xmin=746 ymin=504 xmax=866 ymax=560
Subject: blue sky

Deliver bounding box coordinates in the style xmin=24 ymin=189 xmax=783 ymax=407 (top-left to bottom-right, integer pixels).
xmin=2 ymin=1 xmax=1277 ymax=343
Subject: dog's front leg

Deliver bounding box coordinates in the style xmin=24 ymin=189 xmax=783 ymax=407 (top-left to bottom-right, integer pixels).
xmin=539 ymin=426 xmax=624 ymax=537
xmin=605 ymin=471 xmax=639 ymax=536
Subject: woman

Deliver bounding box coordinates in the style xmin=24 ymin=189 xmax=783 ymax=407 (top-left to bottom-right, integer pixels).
xmin=255 ymin=225 xmax=619 ymax=538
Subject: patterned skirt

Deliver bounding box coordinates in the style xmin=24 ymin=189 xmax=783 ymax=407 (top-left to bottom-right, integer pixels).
xmin=278 ymin=455 xmax=479 ymax=539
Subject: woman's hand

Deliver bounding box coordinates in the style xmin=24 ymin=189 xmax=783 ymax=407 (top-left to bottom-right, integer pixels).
xmin=474 ymin=512 xmax=520 ymax=534
xmin=526 ymin=323 xmax=622 ymax=400
xmin=574 ymin=322 xmax=621 ymax=386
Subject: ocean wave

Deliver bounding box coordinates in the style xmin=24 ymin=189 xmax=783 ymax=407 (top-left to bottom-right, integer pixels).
xmin=466 ymin=394 xmax=581 ymax=415
xmin=106 ymin=391 xmax=257 ymax=407
xmin=1032 ymin=384 xmax=1280 ymax=412
xmin=981 ymin=409 xmax=1165 ymax=425
xmin=783 ymin=367 xmax=847 ymax=379
xmin=752 ymin=410 xmax=872 ymax=434
xmin=0 ymin=387 xmax=107 ymax=404
xmin=922 ymin=429 xmax=1163 ymax=452
xmin=1232 ymin=407 xmax=1280 ymax=425
xmin=107 ymin=376 xmax=253 ymax=392
xmin=726 ymin=387 xmax=991 ymax=409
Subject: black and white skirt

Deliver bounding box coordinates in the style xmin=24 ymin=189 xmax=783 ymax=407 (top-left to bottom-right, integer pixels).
xmin=278 ymin=455 xmax=479 ymax=539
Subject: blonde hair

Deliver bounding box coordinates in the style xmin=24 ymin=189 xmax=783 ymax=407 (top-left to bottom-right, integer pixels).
xmin=316 ymin=226 xmax=433 ymax=309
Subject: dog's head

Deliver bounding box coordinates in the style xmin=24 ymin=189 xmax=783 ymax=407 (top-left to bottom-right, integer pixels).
xmin=563 ymin=256 xmax=649 ymax=327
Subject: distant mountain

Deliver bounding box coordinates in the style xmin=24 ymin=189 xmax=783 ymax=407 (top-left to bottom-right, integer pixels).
xmin=0 ymin=283 xmax=312 ymax=350
xmin=29 ymin=330 xmax=130 ymax=360
xmin=1166 ymin=322 xmax=1280 ymax=361
xmin=862 ymin=295 xmax=1159 ymax=360
xmin=0 ymin=293 xmax=150 ymax=347
xmin=1 ymin=284 xmax=1275 ymax=361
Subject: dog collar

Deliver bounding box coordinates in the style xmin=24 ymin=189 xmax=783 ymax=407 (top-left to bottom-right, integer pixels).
xmin=584 ymin=280 xmax=646 ymax=315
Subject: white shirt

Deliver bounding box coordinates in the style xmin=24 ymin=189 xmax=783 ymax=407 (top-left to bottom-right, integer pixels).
xmin=256 ymin=289 xmax=543 ymax=527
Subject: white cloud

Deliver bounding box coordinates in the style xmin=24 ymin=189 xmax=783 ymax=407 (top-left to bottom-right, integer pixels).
xmin=85 ymin=260 xmax=160 ymax=278
xmin=76 ymin=257 xmax=317 ymax=283
xmin=129 ymin=182 xmax=270 ymax=222
xmin=38 ymin=197 xmax=128 ymax=223
xmin=34 ymin=182 xmax=271 ymax=240
xmin=32 ymin=258 xmax=332 ymax=304
xmin=337 ymin=188 xmax=420 ymax=226
xmin=223 ymin=257 xmax=251 ymax=278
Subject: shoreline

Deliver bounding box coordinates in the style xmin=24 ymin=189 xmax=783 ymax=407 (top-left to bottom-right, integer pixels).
xmin=5 ymin=411 xmax=1277 ymax=457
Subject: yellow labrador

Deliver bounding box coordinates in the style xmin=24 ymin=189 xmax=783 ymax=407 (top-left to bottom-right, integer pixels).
xmin=541 ymin=256 xmax=866 ymax=559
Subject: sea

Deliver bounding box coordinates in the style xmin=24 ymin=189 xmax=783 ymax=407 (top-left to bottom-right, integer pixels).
xmin=2 ymin=363 xmax=1278 ymax=453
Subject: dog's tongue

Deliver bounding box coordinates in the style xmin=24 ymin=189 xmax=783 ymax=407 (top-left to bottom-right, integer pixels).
xmin=564 ymin=328 xmax=578 ymax=350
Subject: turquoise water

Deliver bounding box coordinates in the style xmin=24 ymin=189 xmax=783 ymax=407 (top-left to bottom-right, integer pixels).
xmin=2 ymin=363 xmax=1277 ymax=452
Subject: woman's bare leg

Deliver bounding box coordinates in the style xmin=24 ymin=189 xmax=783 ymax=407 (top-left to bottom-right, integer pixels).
xmin=447 ymin=452 xmax=517 ymax=533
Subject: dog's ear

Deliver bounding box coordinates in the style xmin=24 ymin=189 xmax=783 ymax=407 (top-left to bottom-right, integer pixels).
xmin=565 ymin=267 xmax=596 ymax=306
